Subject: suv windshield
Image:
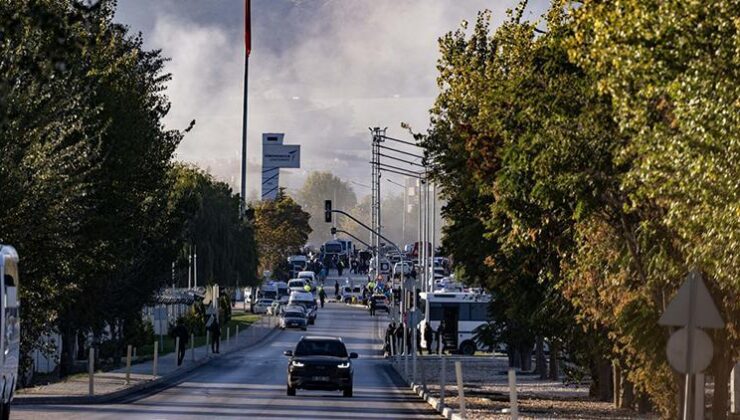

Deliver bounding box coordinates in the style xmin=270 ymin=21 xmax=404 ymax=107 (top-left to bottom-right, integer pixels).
xmin=294 ymin=339 xmax=348 ymax=357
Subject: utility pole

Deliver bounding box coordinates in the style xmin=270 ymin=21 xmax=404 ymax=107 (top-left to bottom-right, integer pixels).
xmin=240 ymin=0 xmax=252 ymax=216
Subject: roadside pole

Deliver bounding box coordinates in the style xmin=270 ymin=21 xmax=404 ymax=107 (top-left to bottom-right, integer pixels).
xmin=125 ymin=345 xmax=132 ymax=384
xmin=732 ymin=362 xmax=740 ymax=414
xmin=508 ymin=368 xmax=519 ymax=419
xmin=206 ymin=331 xmax=210 ymax=355
xmin=412 ymin=318 xmax=417 ymax=384
xmin=88 ymin=347 xmax=94 ymax=396
xmin=455 ymin=361 xmax=466 ymax=418
xmin=152 ymin=340 xmax=159 ymax=377
xmin=440 ymin=357 xmax=446 ymax=408
xmin=175 ymin=337 xmax=180 ymax=367
xmin=191 ymin=333 xmax=195 ymax=362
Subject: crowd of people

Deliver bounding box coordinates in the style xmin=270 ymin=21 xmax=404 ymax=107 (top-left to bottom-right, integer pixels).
xmin=383 ymin=320 xmax=450 ymax=356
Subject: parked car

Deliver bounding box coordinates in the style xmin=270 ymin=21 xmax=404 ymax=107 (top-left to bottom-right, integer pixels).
xmin=284 ymin=336 xmax=358 ymax=397
xmin=280 ymin=309 xmax=308 ymax=331
xmin=253 ymin=298 xmax=274 ymax=314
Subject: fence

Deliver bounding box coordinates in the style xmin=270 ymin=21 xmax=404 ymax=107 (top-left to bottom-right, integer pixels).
xmin=84 ymin=314 xmax=279 ymax=396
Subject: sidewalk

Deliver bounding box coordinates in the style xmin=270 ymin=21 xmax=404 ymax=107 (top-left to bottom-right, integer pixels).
xmin=15 ymin=314 xmax=279 ymax=405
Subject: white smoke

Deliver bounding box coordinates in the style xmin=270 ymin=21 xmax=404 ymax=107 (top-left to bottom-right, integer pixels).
xmin=116 ymin=0 xmax=549 ymax=195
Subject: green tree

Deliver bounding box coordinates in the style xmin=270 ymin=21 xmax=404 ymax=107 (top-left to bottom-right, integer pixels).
xmin=570 ymin=1 xmax=740 ymax=416
xmin=253 ymin=189 xmax=311 ymax=278
xmin=169 ymin=165 xmax=259 ymax=290
xmin=295 ymin=171 xmax=356 ymax=245
xmin=0 ymin=0 xmax=103 ymax=377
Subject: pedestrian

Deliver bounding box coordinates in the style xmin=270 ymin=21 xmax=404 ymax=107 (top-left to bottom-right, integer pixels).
xmin=210 ymin=318 xmax=221 ymax=354
xmin=318 ymin=286 xmax=326 ymax=308
xmin=395 ymin=323 xmax=405 ymax=355
xmin=369 ymin=296 xmax=376 ymax=316
xmin=384 ymin=322 xmax=395 ymax=357
xmin=416 ymin=327 xmax=423 ymax=355
xmin=334 ymin=280 xmax=340 ymax=299
xmin=437 ymin=320 xmax=447 ymax=355
xmin=337 ymin=259 xmax=344 ymax=276
xmin=424 ymin=322 xmax=434 ymax=355
xmin=173 ymin=319 xmax=189 ymax=366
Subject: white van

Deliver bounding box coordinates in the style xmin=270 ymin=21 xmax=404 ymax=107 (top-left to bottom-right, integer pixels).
xmin=288 ymin=291 xmax=317 ymax=324
xmin=287 ymin=279 xmax=308 ymax=293
xmin=296 ymin=271 xmax=316 ymax=284
xmin=0 ymin=245 xmax=20 ymax=419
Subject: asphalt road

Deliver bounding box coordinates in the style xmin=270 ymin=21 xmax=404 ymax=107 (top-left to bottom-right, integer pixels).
xmin=14 ymin=301 xmax=439 ymax=419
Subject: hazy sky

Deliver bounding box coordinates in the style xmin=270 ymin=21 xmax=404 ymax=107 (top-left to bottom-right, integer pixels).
xmin=115 ymin=0 xmax=548 ymax=197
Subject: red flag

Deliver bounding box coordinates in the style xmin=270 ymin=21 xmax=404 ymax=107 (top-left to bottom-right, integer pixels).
xmin=245 ymin=0 xmax=252 ymax=56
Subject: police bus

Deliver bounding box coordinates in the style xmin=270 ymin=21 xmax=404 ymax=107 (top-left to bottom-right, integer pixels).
xmin=0 ymin=245 xmax=20 ymax=419
xmin=418 ymin=291 xmax=490 ymax=355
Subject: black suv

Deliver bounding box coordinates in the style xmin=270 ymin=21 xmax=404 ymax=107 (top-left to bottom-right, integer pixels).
xmin=284 ymin=336 xmax=358 ymax=397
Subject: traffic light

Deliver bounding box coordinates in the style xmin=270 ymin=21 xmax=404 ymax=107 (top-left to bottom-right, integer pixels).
xmin=324 ymin=200 xmax=332 ymax=223
xmin=330 ymin=227 xmax=337 ymax=235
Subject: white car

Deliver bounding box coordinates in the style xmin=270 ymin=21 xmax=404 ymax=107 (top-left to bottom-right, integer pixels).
xmin=287 ymin=278 xmax=309 ymax=293
xmin=296 ymin=271 xmax=316 ymax=284
xmin=253 ymin=298 xmax=274 ymax=314
xmin=393 ymin=261 xmax=413 ymax=276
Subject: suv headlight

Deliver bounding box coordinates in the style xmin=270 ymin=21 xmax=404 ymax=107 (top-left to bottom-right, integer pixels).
xmin=337 ymin=362 xmax=350 ymax=369
xmin=291 ymin=361 xmax=305 ymax=367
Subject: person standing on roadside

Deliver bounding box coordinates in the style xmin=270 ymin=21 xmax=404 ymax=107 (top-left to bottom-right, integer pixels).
xmin=424 ymin=322 xmax=434 ymax=355
xmin=173 ymin=319 xmax=189 ymax=366
xmin=318 ymin=286 xmax=326 ymax=308
xmin=210 ymin=318 xmax=221 ymax=354
xmin=369 ymin=296 xmax=376 ymax=316
xmin=437 ymin=320 xmax=447 ymax=355
xmin=395 ymin=322 xmax=405 ymax=354
xmin=334 ymin=279 xmax=340 ymax=299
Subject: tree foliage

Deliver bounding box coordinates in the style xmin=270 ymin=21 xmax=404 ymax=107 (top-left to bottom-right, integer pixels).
xmin=253 ymin=189 xmax=311 ymax=275
xmin=295 ymin=171 xmax=357 ymax=245
xmin=0 ymin=0 xmax=259 ymax=379
xmin=421 ymin=1 xmax=739 ymax=417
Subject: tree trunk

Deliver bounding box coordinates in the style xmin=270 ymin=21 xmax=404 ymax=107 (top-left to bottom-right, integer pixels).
xmin=637 ymin=392 xmax=652 ymax=414
xmin=59 ymin=326 xmax=76 ymax=377
xmin=520 ymin=345 xmax=533 ymax=372
xmin=712 ymin=331 xmax=730 ymax=420
xmin=597 ymin=356 xmax=613 ymax=402
xmin=620 ymin=376 xmax=635 ymax=410
xmin=613 ymin=362 xmax=621 ymax=408
xmin=548 ymin=340 xmax=559 ymax=380
xmin=112 ymin=320 xmax=122 ymax=368
xmin=535 ymin=336 xmax=547 ymax=379
xmin=510 ymin=344 xmax=522 ymax=369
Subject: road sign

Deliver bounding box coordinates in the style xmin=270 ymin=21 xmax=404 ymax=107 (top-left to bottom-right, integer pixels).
xmin=659 ymin=270 xmax=724 ymax=328
xmin=263 ymin=144 xmax=301 ymax=168
xmin=667 ymin=327 xmax=713 ymax=374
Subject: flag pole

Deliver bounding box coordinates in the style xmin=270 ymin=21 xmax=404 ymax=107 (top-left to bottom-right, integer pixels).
xmin=240 ymin=0 xmax=251 ymax=215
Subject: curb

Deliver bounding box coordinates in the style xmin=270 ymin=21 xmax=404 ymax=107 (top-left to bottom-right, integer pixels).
xmin=14 ymin=325 xmax=281 ymax=406
xmin=389 ymin=358 xmax=464 ymax=420
xmin=410 ymin=383 xmax=463 ymax=420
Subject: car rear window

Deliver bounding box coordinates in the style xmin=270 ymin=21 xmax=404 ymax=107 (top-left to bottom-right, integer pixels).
xmin=284 ymin=311 xmax=304 ymax=318
xmin=294 ymin=339 xmax=348 ymax=357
